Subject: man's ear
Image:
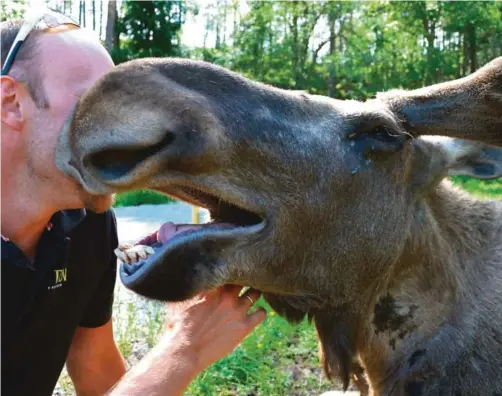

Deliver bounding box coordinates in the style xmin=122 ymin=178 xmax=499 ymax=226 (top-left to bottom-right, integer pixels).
xmin=1 ymin=76 xmax=24 ymax=130
xmin=416 ymin=137 xmax=502 ymax=187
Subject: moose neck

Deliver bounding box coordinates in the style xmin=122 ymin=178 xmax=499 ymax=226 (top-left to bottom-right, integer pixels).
xmin=354 ymin=181 xmax=501 ymax=394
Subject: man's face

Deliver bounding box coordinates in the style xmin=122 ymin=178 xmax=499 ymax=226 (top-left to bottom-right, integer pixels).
xmin=26 ymin=28 xmax=114 ymax=211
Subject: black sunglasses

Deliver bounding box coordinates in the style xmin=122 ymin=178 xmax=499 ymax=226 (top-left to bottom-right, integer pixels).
xmin=1 ymin=8 xmax=80 ymax=76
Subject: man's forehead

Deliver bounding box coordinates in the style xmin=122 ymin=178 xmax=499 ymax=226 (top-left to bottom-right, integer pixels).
xmin=38 ymin=28 xmax=113 ymax=88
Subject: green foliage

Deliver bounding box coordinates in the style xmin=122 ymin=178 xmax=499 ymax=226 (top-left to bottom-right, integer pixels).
xmin=190 ymin=1 xmax=502 ymax=100
xmin=0 ymin=0 xmax=28 ymax=21
xmin=113 ymin=190 xmax=174 ymax=207
xmin=112 ymin=1 xmax=187 ymax=64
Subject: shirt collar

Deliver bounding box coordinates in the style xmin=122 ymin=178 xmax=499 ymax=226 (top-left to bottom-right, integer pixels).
xmin=56 ymin=209 xmax=87 ymax=235
xmin=1 ymin=209 xmax=86 ymax=269
xmin=1 ymin=208 xmax=87 ymax=243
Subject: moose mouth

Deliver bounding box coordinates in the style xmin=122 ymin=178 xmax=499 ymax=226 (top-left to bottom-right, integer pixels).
xmin=118 ymin=184 xmax=266 ymax=295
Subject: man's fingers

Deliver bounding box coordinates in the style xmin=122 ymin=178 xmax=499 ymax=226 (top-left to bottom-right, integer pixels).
xmin=246 ymin=307 xmax=267 ymax=329
xmin=240 ymin=287 xmax=262 ymax=307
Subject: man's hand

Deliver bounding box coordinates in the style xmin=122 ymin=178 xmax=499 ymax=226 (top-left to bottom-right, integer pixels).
xmin=162 ymin=284 xmax=267 ymax=373
xmin=109 ymin=285 xmax=266 ymax=396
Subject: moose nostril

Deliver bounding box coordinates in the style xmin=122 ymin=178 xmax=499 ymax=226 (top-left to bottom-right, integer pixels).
xmin=85 ymin=131 xmax=176 ymax=181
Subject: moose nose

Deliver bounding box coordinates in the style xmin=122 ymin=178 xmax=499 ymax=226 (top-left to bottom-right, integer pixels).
xmin=84 ymin=130 xmax=177 ymax=182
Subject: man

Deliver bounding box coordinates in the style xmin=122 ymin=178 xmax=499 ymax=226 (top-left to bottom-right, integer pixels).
xmin=1 ymin=9 xmax=266 ymax=396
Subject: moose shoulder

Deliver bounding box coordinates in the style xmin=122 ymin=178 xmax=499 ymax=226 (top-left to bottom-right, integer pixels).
xmin=55 ymin=57 xmax=502 ymax=396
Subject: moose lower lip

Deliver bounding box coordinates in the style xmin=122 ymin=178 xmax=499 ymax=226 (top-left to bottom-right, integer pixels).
xmin=118 ymin=187 xmax=267 ymax=287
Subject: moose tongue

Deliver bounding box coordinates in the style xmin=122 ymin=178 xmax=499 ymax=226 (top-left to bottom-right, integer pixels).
xmin=157 ymin=221 xmax=234 ymax=244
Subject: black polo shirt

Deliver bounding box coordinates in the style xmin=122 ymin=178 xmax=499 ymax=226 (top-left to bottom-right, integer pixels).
xmin=1 ymin=209 xmax=119 ymax=396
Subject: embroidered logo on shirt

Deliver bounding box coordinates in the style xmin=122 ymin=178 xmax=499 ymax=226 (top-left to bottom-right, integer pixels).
xmin=48 ymin=268 xmax=68 ymax=290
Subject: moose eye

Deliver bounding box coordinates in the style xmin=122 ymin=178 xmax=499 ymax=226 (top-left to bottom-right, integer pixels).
xmin=371 ymin=128 xmax=400 ymax=143
xmin=347 ymin=127 xmax=407 ymax=156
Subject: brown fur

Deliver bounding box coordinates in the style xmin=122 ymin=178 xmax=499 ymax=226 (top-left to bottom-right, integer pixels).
xmin=55 ymin=57 xmax=502 ymax=395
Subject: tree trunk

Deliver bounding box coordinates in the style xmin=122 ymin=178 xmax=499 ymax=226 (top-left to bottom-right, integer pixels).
xmin=203 ymin=17 xmax=209 ymax=49
xmin=232 ymin=0 xmax=238 ymax=37
xmin=418 ymin=2 xmax=439 ymax=84
xmin=298 ymin=3 xmax=316 ymax=86
xmin=457 ymin=33 xmax=463 ymax=78
xmin=82 ymin=0 xmax=86 ymax=27
xmin=462 ymin=32 xmax=468 ymax=77
xmin=215 ymin=0 xmax=221 ymax=49
xmin=99 ymin=0 xmax=103 ymax=39
xmin=222 ymin=0 xmax=227 ymax=46
xmin=105 ymin=0 xmax=117 ymax=54
xmin=328 ymin=10 xmax=337 ymax=98
xmin=113 ymin=4 xmax=120 ymax=51
xmin=92 ymin=0 xmax=96 ymax=31
xmin=425 ymin=32 xmax=435 ymax=84
xmin=291 ymin=12 xmax=299 ymax=88
xmin=500 ymin=5 xmax=502 ymax=55
xmin=467 ymin=23 xmax=476 ymax=73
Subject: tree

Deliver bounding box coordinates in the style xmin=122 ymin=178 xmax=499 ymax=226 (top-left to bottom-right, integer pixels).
xmin=99 ymin=0 xmax=103 ymax=39
xmin=1 ymin=0 xmax=28 ymax=21
xmin=105 ymin=0 xmax=117 ymax=54
xmin=113 ymin=1 xmax=186 ymax=64
xmin=92 ymin=0 xmax=96 ymax=31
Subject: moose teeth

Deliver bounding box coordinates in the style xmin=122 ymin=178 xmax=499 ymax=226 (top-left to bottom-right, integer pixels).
xmin=114 ymin=243 xmax=155 ymax=264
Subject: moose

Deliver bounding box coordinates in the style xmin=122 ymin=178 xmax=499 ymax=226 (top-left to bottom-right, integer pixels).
xmin=55 ymin=56 xmax=502 ymax=395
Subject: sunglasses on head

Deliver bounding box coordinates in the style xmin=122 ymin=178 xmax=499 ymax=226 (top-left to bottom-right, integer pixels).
xmin=1 ymin=8 xmax=80 ymax=76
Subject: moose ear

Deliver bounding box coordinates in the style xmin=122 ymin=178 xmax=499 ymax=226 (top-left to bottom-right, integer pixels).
xmin=422 ymin=137 xmax=502 ymax=180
